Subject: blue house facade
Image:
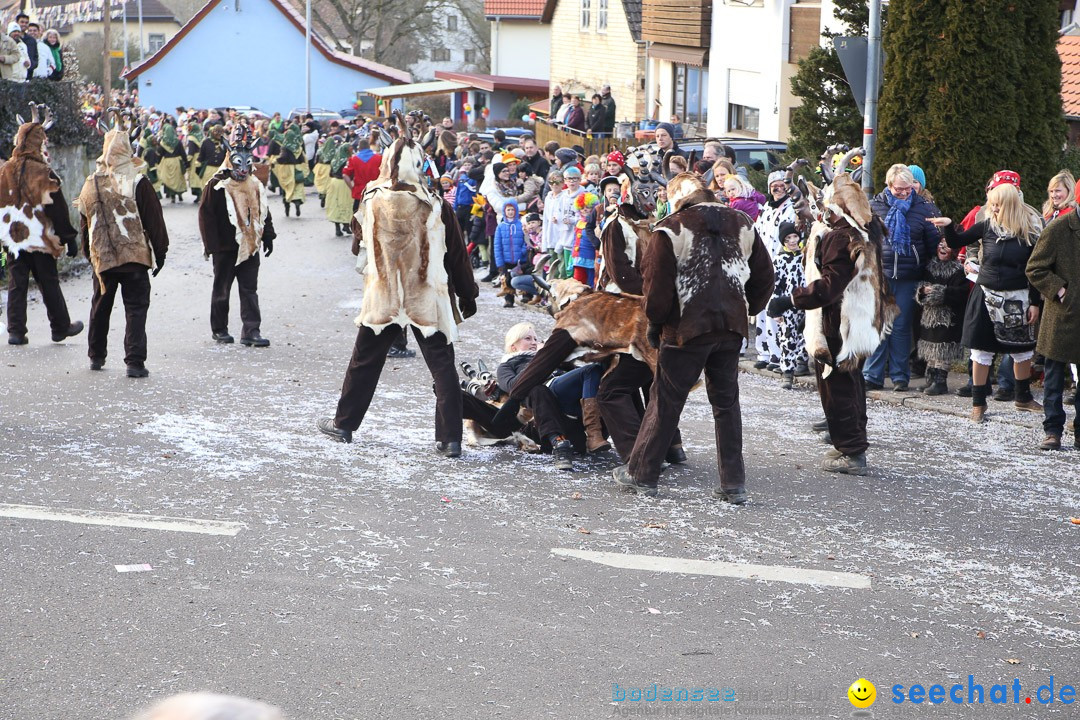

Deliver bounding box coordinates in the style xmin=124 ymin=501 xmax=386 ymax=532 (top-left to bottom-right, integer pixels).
xmin=124 ymin=0 xmax=410 ymax=114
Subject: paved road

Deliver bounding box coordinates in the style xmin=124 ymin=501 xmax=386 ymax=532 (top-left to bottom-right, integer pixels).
xmin=2 ymin=191 xmax=1078 ymax=719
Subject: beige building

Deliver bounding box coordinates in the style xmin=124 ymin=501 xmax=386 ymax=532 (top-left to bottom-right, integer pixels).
xmin=542 ymin=0 xmax=645 ymax=123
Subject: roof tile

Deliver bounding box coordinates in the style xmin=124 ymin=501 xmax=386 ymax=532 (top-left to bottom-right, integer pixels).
xmin=484 ymin=0 xmax=545 ymax=17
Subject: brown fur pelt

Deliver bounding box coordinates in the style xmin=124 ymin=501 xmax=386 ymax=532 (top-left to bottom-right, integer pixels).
xmin=77 ymin=173 xmax=152 ymax=278
xmin=548 ymin=278 xmax=657 ymax=369
xmin=0 ymin=122 xmax=62 ymax=258
xmin=218 ymin=173 xmax=268 ymax=264
xmin=130 ymin=692 xmax=285 ymax=720
xmin=597 ymin=205 xmax=652 ymax=294
xmin=665 ymin=172 xmax=716 ymax=213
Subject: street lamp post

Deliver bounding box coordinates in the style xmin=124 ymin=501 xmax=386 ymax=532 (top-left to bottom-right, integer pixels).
xmin=305 ymin=0 xmax=312 ymax=114
xmin=861 ymin=0 xmax=882 ymax=192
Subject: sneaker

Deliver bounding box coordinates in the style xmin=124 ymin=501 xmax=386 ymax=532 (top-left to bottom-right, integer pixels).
xmin=1039 ymin=434 xmax=1062 ymax=451
xmin=712 ymin=486 xmax=748 ymax=505
xmin=752 ymin=360 xmax=768 ymax=369
xmin=317 ymin=417 xmax=352 ymax=443
xmin=612 ymin=465 xmax=657 ymax=496
xmin=811 ymin=418 xmax=829 ymax=433
xmin=822 ymin=451 xmax=868 ymax=475
xmin=993 ymin=387 xmax=1015 ymax=402
xmin=552 ymin=438 xmax=574 ymax=471
xmin=387 ymin=346 xmax=416 ymax=359
xmin=1014 ymin=398 xmax=1043 ymax=413
xmin=52 ymin=321 xmax=84 ymax=342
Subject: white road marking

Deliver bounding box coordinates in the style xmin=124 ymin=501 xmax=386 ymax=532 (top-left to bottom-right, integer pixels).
xmin=0 ymin=504 xmax=245 ymax=536
xmin=551 ymin=548 xmax=871 ymax=590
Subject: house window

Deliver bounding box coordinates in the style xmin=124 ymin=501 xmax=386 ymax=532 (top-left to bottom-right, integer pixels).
xmin=432 ymin=47 xmax=451 ymax=62
xmin=148 ymin=33 xmax=165 ymax=53
xmin=464 ymin=48 xmax=476 ymax=63
xmin=447 ymin=14 xmax=458 ymax=31
xmin=597 ymin=0 xmax=608 ymax=32
xmin=673 ymin=64 xmax=709 ymax=128
xmin=580 ymin=0 xmax=590 ymax=30
xmin=728 ymin=103 xmax=760 ymax=135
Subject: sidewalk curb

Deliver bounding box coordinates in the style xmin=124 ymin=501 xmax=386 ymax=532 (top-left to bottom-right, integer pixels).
xmin=737 ymin=360 xmax=1046 ymax=431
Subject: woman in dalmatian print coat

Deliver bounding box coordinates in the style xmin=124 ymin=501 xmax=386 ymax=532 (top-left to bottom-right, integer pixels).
xmin=752 ymin=171 xmax=798 ymax=370
xmin=772 ymin=221 xmax=810 ymax=388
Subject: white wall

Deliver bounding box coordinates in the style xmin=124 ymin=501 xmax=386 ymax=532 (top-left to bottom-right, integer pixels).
xmin=490 ymin=20 xmax=550 ymax=79
xmin=410 ymin=6 xmax=487 ymax=80
xmin=706 ymin=0 xmax=790 ymax=139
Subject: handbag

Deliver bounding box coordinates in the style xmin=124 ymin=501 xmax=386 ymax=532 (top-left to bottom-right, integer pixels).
xmin=982 ymin=288 xmax=1036 ymax=346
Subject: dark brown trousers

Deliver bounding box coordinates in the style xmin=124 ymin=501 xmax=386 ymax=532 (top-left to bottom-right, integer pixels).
xmin=334 ymin=325 xmax=462 ymax=442
xmin=816 ymin=336 xmax=869 ymax=456
xmin=596 ymin=353 xmax=682 ymax=460
xmin=628 ymin=335 xmax=745 ymax=489
xmin=6 ymin=250 xmax=71 ymax=337
xmin=211 ymin=251 xmax=261 ymax=339
xmin=88 ymin=267 xmax=151 ymax=366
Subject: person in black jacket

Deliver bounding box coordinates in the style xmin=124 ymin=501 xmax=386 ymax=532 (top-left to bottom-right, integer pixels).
xmin=77 ymin=114 xmax=169 ymax=377
xmin=198 ymin=128 xmax=276 ymax=347
xmin=586 ymin=94 xmax=606 ymax=135
xmin=864 ymin=163 xmax=941 ymax=391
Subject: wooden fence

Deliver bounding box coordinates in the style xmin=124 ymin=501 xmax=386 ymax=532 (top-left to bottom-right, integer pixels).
xmin=533 ymin=121 xmax=638 ymax=158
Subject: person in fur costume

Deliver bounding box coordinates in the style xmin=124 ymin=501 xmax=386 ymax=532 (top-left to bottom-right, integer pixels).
xmin=198 ymin=126 xmax=276 ymax=348
xmin=768 ymin=174 xmax=896 ymax=476
xmin=772 ymin=221 xmax=809 ymax=389
xmin=0 ymin=103 xmax=83 ymax=346
xmin=77 ymin=109 xmax=169 ymax=377
xmin=914 ymin=239 xmax=967 ymax=395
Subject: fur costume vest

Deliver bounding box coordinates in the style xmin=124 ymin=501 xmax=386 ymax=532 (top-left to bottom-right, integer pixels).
xmin=802 ymin=215 xmax=897 ymax=378
xmin=354 ymin=176 xmax=457 ymax=342
xmin=0 ymin=123 xmax=63 ymax=258
xmin=214 ymin=172 xmax=269 ymax=265
xmin=77 ymin=172 xmax=153 ymax=278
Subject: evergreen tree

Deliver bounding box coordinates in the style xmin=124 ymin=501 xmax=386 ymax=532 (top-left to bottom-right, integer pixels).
xmin=787 ymin=0 xmax=868 ymax=160
xmin=877 ymin=0 xmax=1064 ymax=213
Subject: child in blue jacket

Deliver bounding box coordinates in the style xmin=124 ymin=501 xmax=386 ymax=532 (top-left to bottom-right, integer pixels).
xmin=494 ymin=200 xmax=527 ymax=307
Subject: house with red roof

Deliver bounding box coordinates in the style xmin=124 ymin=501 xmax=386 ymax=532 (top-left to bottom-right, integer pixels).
xmin=485 ymin=0 xmax=550 ymax=81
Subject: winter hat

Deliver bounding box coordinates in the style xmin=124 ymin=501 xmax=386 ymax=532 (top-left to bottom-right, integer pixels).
xmin=987 ymin=170 xmax=1020 ymax=191
xmin=655 ymin=122 xmax=677 ymax=139
xmin=907 ymin=164 xmax=926 ymax=188
xmin=606 ymin=150 xmax=625 ymax=166
xmin=7 ymin=22 xmax=20 ymax=34
xmin=492 ymin=162 xmax=507 ymax=177
xmin=768 ymin=170 xmax=786 ymax=186
xmin=555 ymin=148 xmax=578 ymax=167
xmin=778 ymin=221 xmax=799 ymax=242
xmin=501 ymin=151 xmax=521 ymax=165
xmin=562 ymin=166 xmax=582 ymax=178
xmin=525 ymin=212 xmax=541 ymax=223
xmin=599 ymin=175 xmax=622 ymax=196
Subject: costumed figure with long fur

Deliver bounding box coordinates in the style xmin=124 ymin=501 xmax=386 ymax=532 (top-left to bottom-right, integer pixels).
xmin=767 ymin=155 xmax=897 ymax=477
xmin=198 ymin=124 xmax=275 ymax=348
xmin=613 ymin=173 xmax=774 ymax=501
xmin=77 ymin=107 xmax=170 ymax=377
xmin=0 ymin=102 xmax=83 ymax=345
xmin=317 ymin=112 xmax=479 ymax=456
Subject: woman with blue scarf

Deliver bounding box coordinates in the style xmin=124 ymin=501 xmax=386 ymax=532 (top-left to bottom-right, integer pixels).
xmin=865 ymin=164 xmax=942 ymax=391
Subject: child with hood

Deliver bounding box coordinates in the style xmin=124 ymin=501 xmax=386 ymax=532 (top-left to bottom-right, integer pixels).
xmin=494 ymin=199 xmax=527 ymax=307
xmin=723 ymin=174 xmax=766 ymax=221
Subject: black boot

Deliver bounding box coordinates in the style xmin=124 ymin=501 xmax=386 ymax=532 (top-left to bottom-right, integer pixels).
xmin=335 ymin=223 xmax=343 ymax=237
xmin=284 ymin=200 xmax=291 ymax=217
xmin=923 ymin=368 xmax=948 ymax=396
xmin=320 ymin=195 xmax=326 ymax=208
xmin=294 ymin=201 xmax=301 ymax=217
xmin=971 ymin=384 xmax=988 ymax=423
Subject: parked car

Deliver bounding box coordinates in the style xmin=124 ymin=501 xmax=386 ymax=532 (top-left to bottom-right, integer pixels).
xmin=679 ymin=138 xmax=788 ymax=173
xmin=214 ymin=106 xmax=269 ymax=120
xmin=287 ymin=107 xmax=345 ymax=126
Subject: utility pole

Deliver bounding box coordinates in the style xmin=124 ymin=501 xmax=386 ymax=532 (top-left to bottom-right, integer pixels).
xmin=138 ymin=0 xmax=144 ymax=61
xmin=103 ymin=0 xmax=112 ymax=95
xmin=123 ymin=0 xmax=129 ymax=91
xmin=861 ymin=0 xmax=882 ymax=192
xmin=305 ymin=0 xmax=312 ymax=113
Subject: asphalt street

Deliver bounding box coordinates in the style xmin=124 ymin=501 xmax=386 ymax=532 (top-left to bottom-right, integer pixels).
xmin=1 ymin=188 xmax=1078 ymax=719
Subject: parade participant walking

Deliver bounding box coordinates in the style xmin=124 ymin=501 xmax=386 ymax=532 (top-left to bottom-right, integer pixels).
xmin=156 ymin=123 xmax=188 ymax=203
xmin=270 ymin=124 xmax=306 ymax=216
xmin=313 ymin=133 xmax=341 ymax=208
xmin=77 ymin=109 xmax=169 ymax=377
xmin=343 ymin=138 xmax=381 ymax=213
xmin=199 ymin=126 xmax=276 ymax=347
xmin=324 ymin=141 xmax=354 ymax=237
xmin=615 ymin=173 xmax=774 ymax=502
xmin=185 ymin=121 xmax=205 ymax=202
xmin=318 ymin=114 xmax=478 ymax=455
xmin=197 ymin=124 xmax=227 ymax=184
xmin=1 ymin=104 xmax=83 ymax=345
xmin=769 ymin=175 xmax=894 ymax=475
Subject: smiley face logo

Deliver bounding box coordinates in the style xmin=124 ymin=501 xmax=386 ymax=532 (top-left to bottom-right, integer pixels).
xmin=848 ymin=678 xmax=876 ymax=708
